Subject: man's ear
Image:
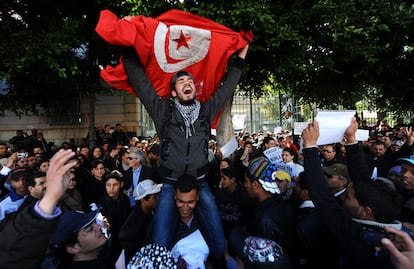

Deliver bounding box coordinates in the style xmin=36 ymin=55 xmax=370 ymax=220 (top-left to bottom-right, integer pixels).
xmin=171 ymin=90 xmax=177 ymax=98
xmin=66 ymin=243 xmax=80 ymax=255
xmin=362 ymin=206 xmax=373 ymax=218
xmin=252 ymin=180 xmax=260 ymax=191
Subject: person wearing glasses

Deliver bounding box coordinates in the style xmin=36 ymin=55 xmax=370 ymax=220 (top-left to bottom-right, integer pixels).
xmin=321 ymin=144 xmax=345 ymax=167
xmin=122 ymin=148 xmax=154 ymax=207
xmin=322 ymin=163 xmax=351 ymax=205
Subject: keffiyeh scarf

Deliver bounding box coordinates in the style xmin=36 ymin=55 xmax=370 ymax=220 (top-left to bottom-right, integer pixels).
xmin=174 ymin=99 xmax=201 ymax=139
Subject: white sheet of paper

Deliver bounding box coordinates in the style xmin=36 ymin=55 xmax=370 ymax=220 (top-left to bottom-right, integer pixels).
xmin=294 ymin=122 xmax=311 ymax=135
xmin=220 ymin=135 xmax=238 ymax=159
xmin=356 ymin=129 xmax=369 ymax=141
xmin=115 ymin=249 xmax=126 ymax=269
xmin=274 ymin=126 xmax=283 ymax=134
xmin=232 ymin=114 xmax=246 ymax=130
xmin=171 ymin=229 xmax=209 ymax=269
xmin=315 ymin=110 xmax=356 ymax=145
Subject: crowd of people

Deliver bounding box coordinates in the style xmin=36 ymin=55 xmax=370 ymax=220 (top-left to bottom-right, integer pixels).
xmin=0 ymin=115 xmax=414 ymax=269
xmin=1 ymin=39 xmax=414 ymax=268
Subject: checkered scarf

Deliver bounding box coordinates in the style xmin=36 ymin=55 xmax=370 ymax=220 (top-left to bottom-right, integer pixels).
xmin=174 ymin=99 xmax=201 ymax=139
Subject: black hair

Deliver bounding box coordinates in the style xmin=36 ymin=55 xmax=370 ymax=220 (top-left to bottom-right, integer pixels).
xmin=88 ymin=145 xmax=104 ymax=160
xmin=373 ymin=140 xmax=386 ymax=147
xmin=221 ymin=158 xmax=232 ymax=167
xmin=243 ymin=136 xmax=251 ymax=142
xmin=263 ymin=136 xmax=275 ymax=145
xmin=221 ymin=166 xmax=237 ymax=179
xmin=282 ymin=147 xmax=295 ymax=156
xmin=171 ymin=70 xmax=193 ymax=91
xmin=176 ymin=175 xmax=199 ymax=193
xmin=295 ymin=172 xmax=307 ymax=190
xmin=103 ymin=170 xmax=124 ymax=183
xmin=260 ymin=136 xmax=276 ymax=151
xmin=26 ymin=170 xmax=46 ymax=187
xmin=282 ymin=147 xmax=298 ymax=163
xmin=148 ymin=143 xmax=160 ymax=155
xmin=89 ymin=159 xmax=105 ymax=169
xmin=353 ymin=179 xmax=401 ymax=223
xmin=108 ymin=143 xmax=118 ymax=152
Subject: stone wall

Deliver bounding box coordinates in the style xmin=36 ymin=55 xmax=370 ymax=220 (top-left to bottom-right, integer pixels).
xmin=0 ymin=95 xmax=141 ymax=147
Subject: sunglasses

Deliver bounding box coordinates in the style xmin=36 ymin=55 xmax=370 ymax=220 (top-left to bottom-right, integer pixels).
xmin=323 ymin=150 xmax=334 ymax=153
xmin=127 ymin=157 xmax=138 ymax=160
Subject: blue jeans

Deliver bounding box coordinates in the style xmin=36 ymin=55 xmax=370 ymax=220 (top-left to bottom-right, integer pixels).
xmin=152 ymin=180 xmax=225 ymax=258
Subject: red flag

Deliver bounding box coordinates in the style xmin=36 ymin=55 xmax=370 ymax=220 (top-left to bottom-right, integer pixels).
xmin=96 ymin=9 xmax=253 ymax=127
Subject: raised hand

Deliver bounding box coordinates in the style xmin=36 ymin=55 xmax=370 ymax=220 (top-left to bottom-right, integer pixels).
xmin=38 ymin=149 xmax=76 ymax=214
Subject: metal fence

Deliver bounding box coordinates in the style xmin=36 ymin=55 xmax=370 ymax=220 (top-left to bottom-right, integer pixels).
xmin=231 ymin=93 xmax=413 ymax=134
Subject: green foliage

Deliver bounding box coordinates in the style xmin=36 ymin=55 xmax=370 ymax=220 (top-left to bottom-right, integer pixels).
xmin=1 ymin=0 xmax=414 ymax=117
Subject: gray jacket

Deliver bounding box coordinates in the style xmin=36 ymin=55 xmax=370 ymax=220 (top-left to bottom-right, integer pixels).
xmin=123 ymin=54 xmax=245 ymax=179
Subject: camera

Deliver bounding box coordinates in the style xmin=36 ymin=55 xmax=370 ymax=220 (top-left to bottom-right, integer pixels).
xmin=17 ymin=152 xmax=28 ymax=158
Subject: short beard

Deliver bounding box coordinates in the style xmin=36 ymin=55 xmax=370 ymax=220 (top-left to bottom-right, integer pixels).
xmin=177 ymin=98 xmax=195 ymax=106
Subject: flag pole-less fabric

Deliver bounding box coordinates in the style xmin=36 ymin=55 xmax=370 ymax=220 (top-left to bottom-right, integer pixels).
xmin=95 ymin=9 xmax=253 ymax=128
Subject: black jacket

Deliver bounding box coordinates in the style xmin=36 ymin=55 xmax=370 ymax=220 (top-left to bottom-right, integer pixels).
xmin=251 ymin=196 xmax=296 ymax=256
xmin=303 ymin=144 xmax=401 ymax=269
xmin=118 ymin=201 xmax=153 ymax=261
xmin=0 ymin=203 xmax=60 ymax=269
xmin=215 ymin=182 xmax=253 ymax=237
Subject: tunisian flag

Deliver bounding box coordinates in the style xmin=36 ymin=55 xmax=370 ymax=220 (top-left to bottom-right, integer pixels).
xmin=95 ymin=9 xmax=253 ymax=128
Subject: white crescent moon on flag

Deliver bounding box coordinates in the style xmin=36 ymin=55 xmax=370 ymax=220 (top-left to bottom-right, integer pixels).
xmin=154 ymin=22 xmax=212 ymax=73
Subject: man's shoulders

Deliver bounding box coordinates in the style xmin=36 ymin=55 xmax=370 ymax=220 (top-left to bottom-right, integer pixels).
xmin=261 ymin=197 xmax=293 ymax=213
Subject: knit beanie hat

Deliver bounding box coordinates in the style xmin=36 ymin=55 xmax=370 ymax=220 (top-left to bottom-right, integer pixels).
xmin=248 ymin=157 xmax=280 ymax=194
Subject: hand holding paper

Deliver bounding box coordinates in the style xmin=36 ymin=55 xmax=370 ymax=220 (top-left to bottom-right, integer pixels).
xmin=314 ymin=110 xmax=356 ymax=145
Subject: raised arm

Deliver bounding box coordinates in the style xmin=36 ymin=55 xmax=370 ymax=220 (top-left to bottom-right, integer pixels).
xmin=343 ymin=117 xmax=371 ymax=182
xmin=205 ymin=44 xmax=249 ymax=121
xmin=0 ymin=149 xmax=76 ymax=268
xmin=38 ymin=149 xmax=77 ymax=214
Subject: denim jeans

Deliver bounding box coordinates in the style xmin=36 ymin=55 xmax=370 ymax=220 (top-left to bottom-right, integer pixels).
xmin=152 ymin=180 xmax=226 ymax=258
